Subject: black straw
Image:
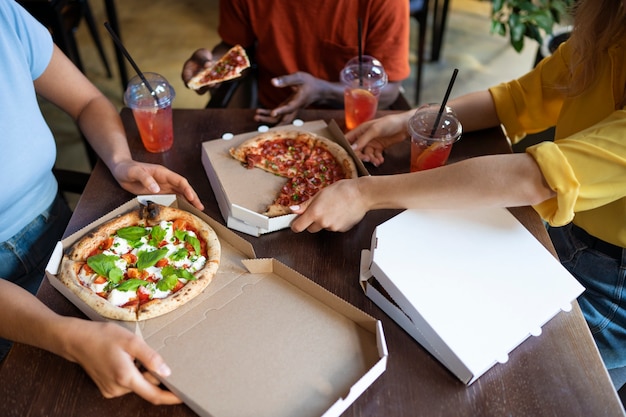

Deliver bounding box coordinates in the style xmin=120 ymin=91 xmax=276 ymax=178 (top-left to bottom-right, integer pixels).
xmin=104 ymin=22 xmax=160 ymax=105
xmin=357 ymin=18 xmax=363 ymax=87
xmin=430 ymin=68 xmax=459 ymax=137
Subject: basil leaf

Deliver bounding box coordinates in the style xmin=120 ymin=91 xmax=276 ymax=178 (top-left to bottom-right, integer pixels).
xmin=108 ymin=267 xmax=124 ymax=284
xmin=174 ymin=229 xmax=187 ymax=242
xmin=87 ymin=254 xmax=119 ymax=278
xmin=157 ymin=273 xmax=179 ymax=291
xmin=161 ymin=265 xmax=196 ymax=284
xmin=185 ymin=235 xmax=201 ymax=255
xmin=178 ymin=268 xmax=196 ymax=281
xmin=150 ymin=224 xmax=166 ymax=247
xmin=137 ymin=248 xmax=168 ymax=270
xmin=116 ymin=226 xmax=148 ymax=241
xmin=170 ymin=248 xmax=188 ymax=262
xmin=116 ymin=279 xmax=146 ymax=292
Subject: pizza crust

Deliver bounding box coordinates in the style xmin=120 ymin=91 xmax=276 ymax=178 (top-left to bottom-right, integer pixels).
xmin=58 ymin=202 xmax=221 ymax=321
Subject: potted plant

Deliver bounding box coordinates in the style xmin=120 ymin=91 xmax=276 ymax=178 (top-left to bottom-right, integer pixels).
xmin=490 ymin=0 xmax=575 ymax=53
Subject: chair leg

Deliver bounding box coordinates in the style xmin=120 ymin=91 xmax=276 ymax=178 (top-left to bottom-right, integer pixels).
xmin=431 ymin=0 xmax=450 ymax=62
xmin=415 ymin=14 xmax=427 ymax=105
xmin=81 ymin=0 xmax=112 ymax=77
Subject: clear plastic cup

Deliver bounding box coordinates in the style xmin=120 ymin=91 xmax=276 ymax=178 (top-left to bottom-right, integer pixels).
xmin=408 ymin=104 xmax=462 ymax=172
xmin=124 ymin=72 xmax=176 ymax=153
xmin=340 ymin=55 xmax=387 ymax=130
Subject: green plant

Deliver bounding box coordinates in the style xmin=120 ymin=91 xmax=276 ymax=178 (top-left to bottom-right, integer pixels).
xmin=490 ymin=0 xmax=575 ymax=52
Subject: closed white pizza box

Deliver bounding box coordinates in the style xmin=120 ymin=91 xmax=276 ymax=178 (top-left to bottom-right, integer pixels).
xmin=46 ymin=195 xmax=386 ymax=417
xmin=359 ymin=207 xmax=585 ymax=385
xmin=201 ymin=119 xmax=369 ymax=236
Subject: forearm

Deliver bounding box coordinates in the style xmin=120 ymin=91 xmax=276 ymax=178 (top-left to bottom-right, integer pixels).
xmin=360 ymin=153 xmax=555 ymax=210
xmin=77 ymin=96 xmax=133 ymax=170
xmin=447 ymin=91 xmax=501 ymax=132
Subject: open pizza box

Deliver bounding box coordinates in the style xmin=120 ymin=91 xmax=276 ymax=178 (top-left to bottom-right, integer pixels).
xmin=45 ymin=194 xmax=387 ymax=417
xmin=359 ymin=207 xmax=584 ymax=385
xmin=201 ymin=120 xmax=369 ymax=236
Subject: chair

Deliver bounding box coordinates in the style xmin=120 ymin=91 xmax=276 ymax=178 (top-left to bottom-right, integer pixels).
xmin=19 ymin=0 xmax=112 ymax=77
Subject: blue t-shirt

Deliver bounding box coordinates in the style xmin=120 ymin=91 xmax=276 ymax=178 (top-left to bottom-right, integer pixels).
xmin=0 ymin=0 xmax=57 ymax=242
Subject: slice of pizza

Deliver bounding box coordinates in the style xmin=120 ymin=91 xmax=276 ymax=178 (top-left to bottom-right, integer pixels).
xmin=58 ymin=202 xmax=221 ymax=321
xmin=187 ymin=44 xmax=251 ymax=90
xmin=229 ymin=131 xmax=317 ymax=177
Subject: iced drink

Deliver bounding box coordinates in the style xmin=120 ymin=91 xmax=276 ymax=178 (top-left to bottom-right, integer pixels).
xmin=408 ymin=106 xmax=462 ymax=172
xmin=340 ymin=56 xmax=387 ymax=130
xmin=124 ymin=72 xmax=176 ymax=153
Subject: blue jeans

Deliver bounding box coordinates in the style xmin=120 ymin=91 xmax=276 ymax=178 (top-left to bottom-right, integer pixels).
xmin=0 ymin=193 xmax=72 ymax=359
xmin=548 ymin=223 xmax=626 ymax=388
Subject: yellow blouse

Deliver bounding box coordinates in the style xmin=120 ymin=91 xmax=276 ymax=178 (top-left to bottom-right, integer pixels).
xmin=489 ymin=38 xmax=626 ymax=247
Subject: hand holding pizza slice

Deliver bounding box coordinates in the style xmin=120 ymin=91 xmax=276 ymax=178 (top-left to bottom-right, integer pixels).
xmin=186 ymin=44 xmax=251 ymax=90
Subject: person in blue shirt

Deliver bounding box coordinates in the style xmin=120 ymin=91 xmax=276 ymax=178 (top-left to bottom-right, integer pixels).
xmin=0 ymin=0 xmax=200 ymax=404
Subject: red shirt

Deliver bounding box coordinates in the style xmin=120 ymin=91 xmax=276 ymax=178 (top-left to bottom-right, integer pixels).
xmin=218 ymin=0 xmax=410 ymax=108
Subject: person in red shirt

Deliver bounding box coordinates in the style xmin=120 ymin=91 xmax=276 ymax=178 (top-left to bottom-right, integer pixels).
xmin=182 ymin=0 xmax=410 ymax=125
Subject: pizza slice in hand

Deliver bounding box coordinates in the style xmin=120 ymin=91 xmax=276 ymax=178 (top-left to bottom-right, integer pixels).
xmin=187 ymin=44 xmax=251 ymax=90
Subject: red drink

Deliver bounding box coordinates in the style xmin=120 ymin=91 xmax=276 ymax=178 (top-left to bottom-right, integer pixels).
xmin=131 ymin=105 xmax=174 ymax=153
xmin=124 ymin=72 xmax=176 ymax=153
xmin=410 ymin=140 xmax=453 ymax=171
xmin=408 ymin=107 xmax=462 ymax=172
xmin=344 ymin=88 xmax=378 ymax=130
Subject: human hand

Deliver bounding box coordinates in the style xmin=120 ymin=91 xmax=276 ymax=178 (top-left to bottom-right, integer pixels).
xmin=110 ymin=160 xmax=204 ymax=211
xmin=254 ymin=72 xmax=327 ymax=125
xmin=290 ymin=179 xmax=368 ymax=233
xmin=181 ymin=48 xmax=216 ymax=95
xmin=345 ymin=111 xmax=414 ymax=166
xmin=65 ymin=319 xmax=181 ymax=404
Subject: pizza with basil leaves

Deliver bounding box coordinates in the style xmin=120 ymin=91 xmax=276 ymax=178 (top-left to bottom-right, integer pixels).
xmin=58 ymin=202 xmax=221 ymax=321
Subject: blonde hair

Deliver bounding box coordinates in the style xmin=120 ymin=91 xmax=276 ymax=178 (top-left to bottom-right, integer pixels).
xmin=567 ymin=0 xmax=626 ymax=106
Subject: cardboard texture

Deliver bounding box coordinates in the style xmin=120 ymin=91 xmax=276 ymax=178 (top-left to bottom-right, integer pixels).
xmin=201 ymin=120 xmax=369 ymax=236
xmin=46 ymin=195 xmax=387 ymax=417
xmin=360 ymin=207 xmax=584 ymax=385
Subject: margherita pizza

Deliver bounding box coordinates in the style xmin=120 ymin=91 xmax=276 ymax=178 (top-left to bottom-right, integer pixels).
xmin=229 ymin=130 xmax=359 ymax=217
xmin=58 ymin=202 xmax=221 ymax=321
xmin=187 ymin=44 xmax=251 ymax=90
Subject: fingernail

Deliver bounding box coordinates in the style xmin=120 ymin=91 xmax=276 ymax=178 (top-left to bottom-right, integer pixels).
xmin=158 ymin=363 xmax=172 ymax=377
xmin=351 ymin=143 xmax=358 ymax=150
xmin=149 ymin=183 xmax=160 ymax=193
xmin=290 ymin=205 xmax=300 ymax=211
xmin=272 ymin=78 xmax=283 ymax=86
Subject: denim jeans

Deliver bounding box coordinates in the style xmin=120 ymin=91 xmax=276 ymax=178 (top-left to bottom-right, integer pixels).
xmin=0 ymin=193 xmax=72 ymax=359
xmin=548 ymin=223 xmax=626 ymax=388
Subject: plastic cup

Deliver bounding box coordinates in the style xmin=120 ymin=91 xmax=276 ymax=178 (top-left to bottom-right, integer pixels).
xmin=340 ymin=55 xmax=387 ymax=130
xmin=408 ymin=105 xmax=462 ymax=172
xmin=123 ymin=72 xmax=176 ymax=153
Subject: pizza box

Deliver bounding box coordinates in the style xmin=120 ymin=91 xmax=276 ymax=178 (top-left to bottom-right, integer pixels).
xmin=45 ymin=194 xmax=387 ymax=417
xmin=201 ymin=120 xmax=369 ymax=236
xmin=359 ymin=207 xmax=585 ymax=385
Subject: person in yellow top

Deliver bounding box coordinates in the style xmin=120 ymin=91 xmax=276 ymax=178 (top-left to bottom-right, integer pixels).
xmin=290 ymin=0 xmax=626 ymax=389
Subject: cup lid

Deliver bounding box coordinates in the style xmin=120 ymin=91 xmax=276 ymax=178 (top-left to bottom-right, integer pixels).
xmin=124 ymin=72 xmax=176 ymax=108
xmin=340 ymin=55 xmax=387 ymax=90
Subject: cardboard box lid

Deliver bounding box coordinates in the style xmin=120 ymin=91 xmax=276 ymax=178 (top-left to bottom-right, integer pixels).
xmin=364 ymin=207 xmax=584 ymax=384
xmin=46 ymin=195 xmax=386 ymax=417
xmin=201 ymin=120 xmax=369 ymax=236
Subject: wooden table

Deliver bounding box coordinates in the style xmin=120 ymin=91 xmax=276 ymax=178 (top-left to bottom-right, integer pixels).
xmin=0 ymin=109 xmax=623 ymax=417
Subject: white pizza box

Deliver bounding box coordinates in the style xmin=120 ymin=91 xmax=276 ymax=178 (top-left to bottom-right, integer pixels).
xmin=46 ymin=194 xmax=387 ymax=417
xmin=359 ymin=207 xmax=585 ymax=385
xmin=201 ymin=120 xmax=369 ymax=236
